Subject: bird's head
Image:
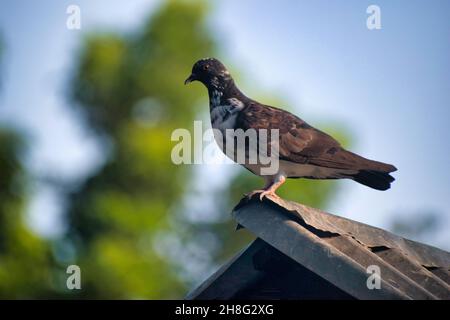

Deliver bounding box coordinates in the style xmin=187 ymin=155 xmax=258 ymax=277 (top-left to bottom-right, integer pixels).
xmin=184 ymin=58 xmax=232 ymax=89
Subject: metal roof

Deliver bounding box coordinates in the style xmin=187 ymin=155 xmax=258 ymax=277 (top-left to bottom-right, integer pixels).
xmin=187 ymin=196 xmax=450 ymax=300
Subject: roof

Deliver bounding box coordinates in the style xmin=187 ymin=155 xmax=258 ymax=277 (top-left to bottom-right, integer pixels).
xmin=187 ymin=196 xmax=450 ymax=300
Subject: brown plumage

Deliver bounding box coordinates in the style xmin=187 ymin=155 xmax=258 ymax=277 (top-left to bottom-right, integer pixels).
xmin=236 ymin=103 xmax=396 ymax=190
xmin=185 ymin=58 xmax=397 ymax=199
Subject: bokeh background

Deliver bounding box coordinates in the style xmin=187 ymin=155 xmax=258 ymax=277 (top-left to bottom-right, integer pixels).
xmin=0 ymin=0 xmax=449 ymax=298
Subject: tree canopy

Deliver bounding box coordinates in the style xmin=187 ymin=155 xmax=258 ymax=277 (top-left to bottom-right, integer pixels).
xmin=0 ymin=1 xmax=346 ymax=298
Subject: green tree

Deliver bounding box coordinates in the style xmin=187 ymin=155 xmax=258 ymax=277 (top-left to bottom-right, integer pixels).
xmin=65 ymin=0 xmax=348 ymax=298
xmin=0 ymin=1 xmax=348 ymax=299
xmin=66 ymin=1 xmax=218 ymax=298
xmin=0 ymin=38 xmax=57 ymax=298
xmin=0 ymin=130 xmax=57 ymax=298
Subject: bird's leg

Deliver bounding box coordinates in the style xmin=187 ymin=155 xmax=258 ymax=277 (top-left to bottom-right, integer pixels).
xmin=245 ymin=179 xmax=273 ymax=199
xmin=257 ymin=175 xmax=286 ymax=201
xmin=246 ymin=175 xmax=286 ymax=201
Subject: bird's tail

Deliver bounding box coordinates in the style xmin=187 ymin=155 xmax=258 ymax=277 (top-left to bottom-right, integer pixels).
xmin=311 ymin=148 xmax=397 ymax=190
xmin=341 ymin=150 xmax=397 ymax=191
xmin=352 ymin=169 xmax=396 ymax=191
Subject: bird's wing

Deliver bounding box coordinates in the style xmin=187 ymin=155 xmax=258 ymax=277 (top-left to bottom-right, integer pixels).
xmin=236 ymin=102 xmax=395 ymax=172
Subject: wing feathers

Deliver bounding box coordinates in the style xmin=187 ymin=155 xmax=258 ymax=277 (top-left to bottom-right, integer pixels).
xmin=307 ymin=149 xmax=397 ymax=172
xmin=235 ymin=102 xmax=397 ymax=186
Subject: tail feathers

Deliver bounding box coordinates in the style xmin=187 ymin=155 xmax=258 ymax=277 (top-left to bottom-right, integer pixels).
xmin=365 ymin=159 xmax=397 ymax=174
xmin=352 ymin=169 xmax=396 ymax=191
xmin=345 ymin=150 xmax=397 ymax=173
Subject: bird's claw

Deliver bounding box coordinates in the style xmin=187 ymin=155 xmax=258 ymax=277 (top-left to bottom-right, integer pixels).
xmin=245 ymin=190 xmax=279 ymax=201
xmin=258 ymin=190 xmax=280 ymax=201
xmin=245 ymin=189 xmax=266 ymax=199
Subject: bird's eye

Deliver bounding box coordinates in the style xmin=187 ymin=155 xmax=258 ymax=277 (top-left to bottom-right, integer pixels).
xmin=203 ymin=65 xmax=209 ymax=70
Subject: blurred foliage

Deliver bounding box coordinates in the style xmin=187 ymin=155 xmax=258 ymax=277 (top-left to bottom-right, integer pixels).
xmin=66 ymin=0 xmax=217 ymax=299
xmin=0 ymin=0 xmax=348 ymax=299
xmin=0 ymin=33 xmax=56 ymax=298
xmin=389 ymin=210 xmax=443 ymax=243
xmin=0 ymin=129 xmax=59 ymax=298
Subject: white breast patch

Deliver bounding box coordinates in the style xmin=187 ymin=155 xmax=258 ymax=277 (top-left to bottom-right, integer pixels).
xmin=210 ymin=96 xmax=245 ymax=132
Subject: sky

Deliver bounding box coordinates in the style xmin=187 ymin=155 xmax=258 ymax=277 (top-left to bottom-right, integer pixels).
xmin=0 ymin=0 xmax=449 ymax=249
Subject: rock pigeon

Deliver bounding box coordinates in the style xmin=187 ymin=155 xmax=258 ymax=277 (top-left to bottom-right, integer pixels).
xmin=185 ymin=58 xmax=397 ymax=200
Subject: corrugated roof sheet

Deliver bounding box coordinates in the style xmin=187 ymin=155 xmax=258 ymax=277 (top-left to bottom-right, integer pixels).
xmin=187 ymin=196 xmax=450 ymax=300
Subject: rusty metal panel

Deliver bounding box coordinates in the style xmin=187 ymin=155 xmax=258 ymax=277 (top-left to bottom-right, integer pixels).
xmin=232 ymin=196 xmax=450 ymax=299
xmin=187 ymin=196 xmax=450 ymax=300
xmin=187 ymin=238 xmax=355 ymax=300
xmin=185 ymin=240 xmax=265 ymax=299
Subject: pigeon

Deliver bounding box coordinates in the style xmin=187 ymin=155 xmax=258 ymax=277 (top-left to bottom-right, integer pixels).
xmin=185 ymin=58 xmax=397 ymax=200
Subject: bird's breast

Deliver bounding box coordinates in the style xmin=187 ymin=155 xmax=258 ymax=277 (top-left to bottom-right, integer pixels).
xmin=209 ymin=96 xmax=245 ymax=134
xmin=210 ymin=105 xmax=239 ymax=132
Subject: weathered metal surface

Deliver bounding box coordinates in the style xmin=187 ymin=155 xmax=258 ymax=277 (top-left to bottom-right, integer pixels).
xmin=232 ymin=196 xmax=450 ymax=300
xmin=186 ymin=196 xmax=450 ymax=300
xmin=186 ymin=238 xmax=355 ymax=300
xmin=185 ymin=240 xmax=265 ymax=300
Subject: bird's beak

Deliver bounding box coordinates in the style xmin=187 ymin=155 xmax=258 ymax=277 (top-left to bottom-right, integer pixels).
xmin=184 ymin=73 xmax=196 ymax=85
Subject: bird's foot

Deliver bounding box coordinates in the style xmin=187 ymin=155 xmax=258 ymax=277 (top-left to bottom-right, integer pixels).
xmin=245 ymin=189 xmax=266 ymax=199
xmin=245 ymin=189 xmax=280 ymax=201
xmin=258 ymin=190 xmax=280 ymax=201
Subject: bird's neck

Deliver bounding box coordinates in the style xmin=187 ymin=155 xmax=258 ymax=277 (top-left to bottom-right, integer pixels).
xmin=207 ymin=79 xmax=247 ymax=110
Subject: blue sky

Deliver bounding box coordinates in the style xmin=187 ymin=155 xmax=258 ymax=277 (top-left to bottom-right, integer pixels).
xmin=0 ymin=0 xmax=449 ymax=249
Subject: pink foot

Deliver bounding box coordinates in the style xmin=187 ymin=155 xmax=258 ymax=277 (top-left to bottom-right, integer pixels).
xmin=257 ymin=190 xmax=280 ymax=201
xmin=246 ymin=189 xmax=280 ymax=201
xmin=245 ymin=189 xmax=266 ymax=199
